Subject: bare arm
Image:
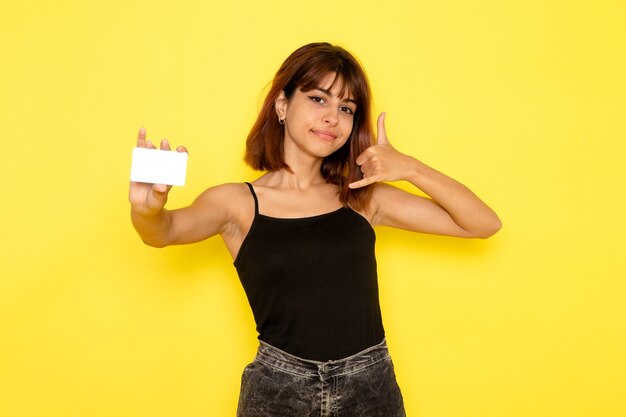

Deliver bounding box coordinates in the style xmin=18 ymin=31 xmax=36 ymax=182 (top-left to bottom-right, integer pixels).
xmin=349 ymin=113 xmax=501 ymax=238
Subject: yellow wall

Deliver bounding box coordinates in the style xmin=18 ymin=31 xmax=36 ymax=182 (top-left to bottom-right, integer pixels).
xmin=1 ymin=1 xmax=625 ymax=416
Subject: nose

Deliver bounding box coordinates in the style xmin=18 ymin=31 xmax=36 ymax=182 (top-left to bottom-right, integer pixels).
xmin=323 ymin=108 xmax=339 ymax=126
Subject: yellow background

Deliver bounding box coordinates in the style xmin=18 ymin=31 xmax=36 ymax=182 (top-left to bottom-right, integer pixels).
xmin=1 ymin=0 xmax=625 ymax=416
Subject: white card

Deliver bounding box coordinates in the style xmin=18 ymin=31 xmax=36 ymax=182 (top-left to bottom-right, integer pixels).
xmin=130 ymin=147 xmax=188 ymax=186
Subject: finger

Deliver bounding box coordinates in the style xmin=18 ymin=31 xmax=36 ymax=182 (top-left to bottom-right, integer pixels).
xmin=360 ymin=160 xmax=373 ymax=175
xmin=160 ymin=139 xmax=171 ymax=151
xmin=153 ymin=183 xmax=167 ymax=193
xmin=348 ymin=176 xmax=378 ymax=189
xmin=146 ymin=140 xmax=156 ymax=149
xmin=152 ymin=184 xmax=173 ymax=197
xmin=137 ymin=127 xmax=147 ymax=148
xmin=355 ymin=148 xmax=373 ymax=166
xmin=176 ymin=145 xmax=188 ymax=153
xmin=377 ymin=112 xmax=389 ymax=145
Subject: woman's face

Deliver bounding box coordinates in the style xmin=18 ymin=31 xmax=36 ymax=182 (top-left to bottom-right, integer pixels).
xmin=276 ymin=73 xmax=357 ymax=160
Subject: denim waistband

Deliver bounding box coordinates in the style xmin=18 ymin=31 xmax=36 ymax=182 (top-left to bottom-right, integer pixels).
xmin=254 ymin=338 xmax=390 ymax=378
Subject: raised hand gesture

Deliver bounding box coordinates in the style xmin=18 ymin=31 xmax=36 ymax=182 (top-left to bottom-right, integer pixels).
xmin=349 ymin=113 xmax=417 ymax=189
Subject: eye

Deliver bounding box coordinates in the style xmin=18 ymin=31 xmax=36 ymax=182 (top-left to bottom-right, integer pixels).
xmin=308 ymin=96 xmax=326 ymax=104
xmin=340 ymin=106 xmax=355 ymax=116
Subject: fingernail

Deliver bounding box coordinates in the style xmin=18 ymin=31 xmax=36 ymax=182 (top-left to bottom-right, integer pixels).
xmin=140 ymin=127 xmax=146 ymax=134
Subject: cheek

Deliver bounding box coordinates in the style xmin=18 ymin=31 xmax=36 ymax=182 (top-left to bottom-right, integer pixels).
xmin=337 ymin=126 xmax=353 ymax=147
xmin=341 ymin=115 xmax=355 ymax=133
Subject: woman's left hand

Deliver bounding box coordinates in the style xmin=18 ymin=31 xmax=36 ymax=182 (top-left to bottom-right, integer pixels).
xmin=349 ymin=112 xmax=417 ymax=189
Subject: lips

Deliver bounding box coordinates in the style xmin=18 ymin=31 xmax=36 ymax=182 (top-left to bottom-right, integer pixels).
xmin=312 ymin=129 xmax=338 ymax=141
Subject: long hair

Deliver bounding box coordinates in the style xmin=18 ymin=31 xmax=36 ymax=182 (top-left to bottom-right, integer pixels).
xmin=244 ymin=42 xmax=374 ymax=210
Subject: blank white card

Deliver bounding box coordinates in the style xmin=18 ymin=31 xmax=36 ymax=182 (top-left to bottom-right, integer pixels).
xmin=130 ymin=147 xmax=188 ymax=186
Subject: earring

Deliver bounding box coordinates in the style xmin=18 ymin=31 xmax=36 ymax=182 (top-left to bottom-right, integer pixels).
xmin=278 ymin=116 xmax=285 ymax=125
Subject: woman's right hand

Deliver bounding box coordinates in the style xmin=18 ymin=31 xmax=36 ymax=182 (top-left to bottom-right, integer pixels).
xmin=129 ymin=127 xmax=188 ymax=216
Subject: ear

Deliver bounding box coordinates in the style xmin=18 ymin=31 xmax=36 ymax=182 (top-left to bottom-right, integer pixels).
xmin=275 ymin=91 xmax=288 ymax=119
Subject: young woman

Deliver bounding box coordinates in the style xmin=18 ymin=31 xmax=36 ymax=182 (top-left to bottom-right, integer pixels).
xmin=129 ymin=42 xmax=501 ymax=417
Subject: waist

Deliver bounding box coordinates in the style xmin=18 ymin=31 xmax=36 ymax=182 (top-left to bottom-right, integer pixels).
xmin=253 ymin=338 xmax=390 ymax=378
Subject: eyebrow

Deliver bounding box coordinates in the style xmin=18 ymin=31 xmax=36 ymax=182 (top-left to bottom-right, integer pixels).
xmin=313 ymin=87 xmax=357 ymax=105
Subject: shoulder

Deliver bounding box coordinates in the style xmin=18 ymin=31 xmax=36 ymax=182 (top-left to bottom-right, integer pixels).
xmin=190 ymin=182 xmax=255 ymax=222
xmin=188 ymin=182 xmax=256 ymax=238
xmin=370 ymin=182 xmax=399 ymax=200
xmin=193 ymin=182 xmax=253 ymax=206
xmin=355 ymin=182 xmax=398 ymax=224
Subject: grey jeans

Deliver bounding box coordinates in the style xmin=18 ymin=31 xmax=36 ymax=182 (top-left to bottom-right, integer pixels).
xmin=237 ymin=338 xmax=406 ymax=417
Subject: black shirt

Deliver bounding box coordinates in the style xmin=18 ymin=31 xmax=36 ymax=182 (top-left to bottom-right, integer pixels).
xmin=234 ymin=182 xmax=385 ymax=361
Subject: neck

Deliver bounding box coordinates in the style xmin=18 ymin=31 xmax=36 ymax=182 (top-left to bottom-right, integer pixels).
xmin=272 ymin=141 xmax=325 ymax=190
xmin=263 ymin=165 xmax=326 ymax=190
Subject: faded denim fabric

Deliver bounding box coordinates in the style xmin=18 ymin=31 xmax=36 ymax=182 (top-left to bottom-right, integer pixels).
xmin=237 ymin=339 xmax=405 ymax=417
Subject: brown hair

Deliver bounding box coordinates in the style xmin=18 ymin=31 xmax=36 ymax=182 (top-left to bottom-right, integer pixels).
xmin=244 ymin=42 xmax=374 ymax=210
